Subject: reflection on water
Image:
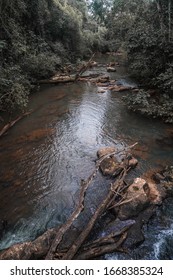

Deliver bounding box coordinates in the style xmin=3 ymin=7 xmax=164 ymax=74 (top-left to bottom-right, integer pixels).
xmin=0 ymin=54 xmax=173 ymax=258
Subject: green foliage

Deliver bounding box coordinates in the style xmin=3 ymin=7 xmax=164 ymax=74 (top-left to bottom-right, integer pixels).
xmin=0 ymin=66 xmax=31 ymax=112
xmin=124 ymin=90 xmax=173 ymax=123
xmin=0 ymin=0 xmax=105 ymax=113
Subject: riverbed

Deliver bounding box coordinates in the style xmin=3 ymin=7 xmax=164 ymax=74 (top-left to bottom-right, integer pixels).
xmin=0 ymin=53 xmax=173 ymax=259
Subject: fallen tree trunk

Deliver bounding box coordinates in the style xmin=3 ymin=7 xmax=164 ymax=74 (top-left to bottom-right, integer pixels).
xmin=0 ymin=228 xmax=57 ymax=260
xmin=39 ymin=54 xmax=95 ymax=85
xmin=62 ymin=164 xmax=128 ymax=260
xmin=45 ymin=167 xmax=99 ymax=260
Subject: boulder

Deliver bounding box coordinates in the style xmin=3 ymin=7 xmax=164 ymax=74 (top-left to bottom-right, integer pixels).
xmin=124 ymin=206 xmax=156 ymax=249
xmin=107 ymin=67 xmax=116 ymax=72
xmin=97 ymin=148 xmax=138 ymax=177
xmin=97 ymin=218 xmax=135 ymax=238
xmin=97 ymin=147 xmax=116 ymax=158
xmin=100 ymin=157 xmax=123 ymax=176
xmin=148 ymin=181 xmax=166 ymax=205
xmin=118 ymin=178 xmax=150 ymax=220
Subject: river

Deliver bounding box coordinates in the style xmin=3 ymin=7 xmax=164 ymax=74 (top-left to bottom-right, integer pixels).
xmin=0 ymin=53 xmax=173 ymax=259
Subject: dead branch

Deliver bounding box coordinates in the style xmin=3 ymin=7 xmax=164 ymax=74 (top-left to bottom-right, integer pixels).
xmin=45 ymin=166 xmax=99 ymax=260
xmin=0 ymin=111 xmax=31 ymax=137
xmin=61 ymin=164 xmax=128 ymax=260
xmin=76 ymin=232 xmax=127 ymax=260
xmin=82 ymin=223 xmax=133 ymax=251
xmin=75 ymin=53 xmax=95 ymax=81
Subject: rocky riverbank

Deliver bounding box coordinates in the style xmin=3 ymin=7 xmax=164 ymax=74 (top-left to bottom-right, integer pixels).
xmin=0 ymin=145 xmax=173 ymax=260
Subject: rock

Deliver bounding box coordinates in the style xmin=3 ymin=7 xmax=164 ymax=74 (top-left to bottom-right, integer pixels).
xmin=97 ymin=89 xmax=106 ymax=93
xmin=118 ymin=178 xmax=150 ymax=220
xmin=100 ymin=157 xmax=123 ymax=176
xmin=109 ymin=85 xmax=131 ymax=92
xmin=97 ymin=147 xmax=116 ymax=158
xmin=162 ymin=166 xmax=173 ymax=182
xmin=108 ymin=62 xmax=116 ymax=67
xmin=97 ymin=218 xmax=136 ymax=238
xmin=148 ymin=181 xmax=166 ymax=205
xmin=124 ymin=206 xmax=156 ymax=249
xmin=153 ymin=166 xmax=173 ymax=196
xmin=128 ymin=157 xmax=138 ymax=168
xmin=107 ymin=67 xmax=116 ymax=72
xmin=90 ymin=61 xmax=98 ymax=67
xmin=132 ymin=88 xmax=139 ymax=92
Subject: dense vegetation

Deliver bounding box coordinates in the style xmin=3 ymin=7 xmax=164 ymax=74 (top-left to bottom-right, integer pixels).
xmin=106 ymin=0 xmax=173 ymax=122
xmin=0 ymin=0 xmax=173 ymax=122
xmin=0 ymin=0 xmax=108 ymax=112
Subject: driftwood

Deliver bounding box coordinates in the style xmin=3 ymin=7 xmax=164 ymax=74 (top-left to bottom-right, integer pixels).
xmin=76 ymin=232 xmax=127 ymax=260
xmin=45 ymin=166 xmax=100 ymax=260
xmin=0 ymin=111 xmax=31 ymax=137
xmin=39 ymin=54 xmax=95 ymax=85
xmin=0 ymin=228 xmax=57 ymax=260
xmin=61 ymin=162 xmax=128 ymax=260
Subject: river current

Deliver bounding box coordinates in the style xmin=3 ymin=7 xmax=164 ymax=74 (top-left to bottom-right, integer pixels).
xmin=0 ymin=54 xmax=173 ymax=259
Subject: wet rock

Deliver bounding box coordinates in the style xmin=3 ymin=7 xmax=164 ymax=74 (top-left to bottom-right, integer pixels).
xmin=153 ymin=166 xmax=173 ymax=196
xmin=124 ymin=206 xmax=156 ymax=249
xmin=98 ymin=218 xmax=135 ymax=238
xmin=148 ymin=181 xmax=166 ymax=205
xmin=97 ymin=147 xmax=116 ymax=158
xmin=108 ymin=62 xmax=116 ymax=67
xmin=97 ymin=89 xmax=106 ymax=94
xmin=128 ymin=157 xmax=138 ymax=168
xmin=118 ymin=178 xmax=150 ymax=220
xmin=162 ymin=166 xmax=173 ymax=182
xmin=109 ymin=85 xmax=131 ymax=92
xmin=90 ymin=61 xmax=98 ymax=67
xmin=97 ymin=148 xmax=138 ymax=177
xmin=107 ymin=67 xmax=116 ymax=72
xmin=100 ymin=157 xmax=123 ymax=176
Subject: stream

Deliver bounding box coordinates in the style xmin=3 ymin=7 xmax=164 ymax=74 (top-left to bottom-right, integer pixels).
xmin=0 ymin=53 xmax=173 ymax=259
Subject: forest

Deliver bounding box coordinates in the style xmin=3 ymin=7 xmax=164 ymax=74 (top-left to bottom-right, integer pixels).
xmin=0 ymin=0 xmax=173 ymax=122
xmin=1 ymin=0 xmax=173 ymax=261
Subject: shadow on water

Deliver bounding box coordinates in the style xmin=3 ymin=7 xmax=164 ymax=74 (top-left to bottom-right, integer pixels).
xmin=0 ymin=53 xmax=173 ymax=259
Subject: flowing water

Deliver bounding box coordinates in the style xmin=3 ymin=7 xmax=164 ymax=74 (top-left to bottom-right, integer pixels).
xmin=0 ymin=53 xmax=173 ymax=259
